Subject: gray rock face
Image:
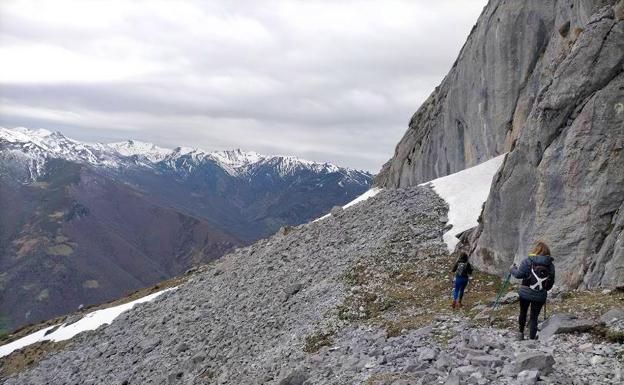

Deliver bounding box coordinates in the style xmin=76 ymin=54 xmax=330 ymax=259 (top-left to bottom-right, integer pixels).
xmin=473 ymin=2 xmax=624 ymax=288
xmin=375 ymin=0 xmax=624 ymax=289
xmin=375 ymin=0 xmax=613 ymax=188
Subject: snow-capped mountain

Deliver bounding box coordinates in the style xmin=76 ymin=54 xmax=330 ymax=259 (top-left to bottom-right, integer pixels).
xmin=0 ymin=127 xmax=362 ymax=180
xmin=0 ymin=126 xmax=373 ymax=331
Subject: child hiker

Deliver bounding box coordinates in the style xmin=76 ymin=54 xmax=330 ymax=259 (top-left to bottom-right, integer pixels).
xmin=451 ymin=251 xmax=473 ymax=308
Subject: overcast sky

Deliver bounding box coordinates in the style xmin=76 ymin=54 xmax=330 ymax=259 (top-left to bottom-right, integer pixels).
xmin=0 ymin=0 xmax=487 ymax=172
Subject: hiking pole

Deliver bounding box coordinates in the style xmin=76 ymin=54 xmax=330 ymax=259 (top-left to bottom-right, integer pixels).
xmin=492 ymin=272 xmax=511 ymax=310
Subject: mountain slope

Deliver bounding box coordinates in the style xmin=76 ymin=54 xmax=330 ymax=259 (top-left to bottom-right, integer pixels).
xmin=3 ymin=182 xmax=622 ymax=385
xmin=0 ymin=127 xmax=372 ymax=240
xmin=374 ymin=0 xmax=624 ymax=288
xmin=0 ymin=158 xmax=239 ymax=330
xmin=0 ymin=127 xmax=372 ymax=330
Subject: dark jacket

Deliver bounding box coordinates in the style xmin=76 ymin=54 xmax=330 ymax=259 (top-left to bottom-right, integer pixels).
xmin=510 ymin=254 xmax=555 ymax=303
xmin=452 ymin=260 xmax=473 ymax=278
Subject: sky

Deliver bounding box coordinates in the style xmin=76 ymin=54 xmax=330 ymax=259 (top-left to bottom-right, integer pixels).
xmin=0 ymin=0 xmax=487 ymax=172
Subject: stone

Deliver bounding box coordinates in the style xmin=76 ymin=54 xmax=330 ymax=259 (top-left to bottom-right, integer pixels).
xmin=578 ymin=343 xmax=594 ymax=352
xmin=515 ymin=352 xmax=555 ymax=375
xmin=418 ymin=347 xmax=437 ymax=361
xmin=540 ymin=314 xmax=596 ymax=339
xmin=284 ymin=283 xmax=303 ymax=296
xmin=590 ymin=355 xmax=606 ymax=366
xmin=517 ymin=370 xmax=539 ymax=385
xmin=443 ymin=375 xmax=460 ymax=385
xmin=278 ymin=370 xmax=308 ymax=385
xmin=467 ymin=354 xmax=502 ymax=368
xmin=175 ymin=342 xmax=189 ymax=353
xmin=467 ymin=333 xmax=484 ymax=349
xmin=500 ymin=292 xmax=519 ymax=304
xmin=600 ymin=308 xmax=624 ymax=325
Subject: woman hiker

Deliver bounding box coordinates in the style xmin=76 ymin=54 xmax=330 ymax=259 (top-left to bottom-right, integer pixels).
xmin=451 ymin=252 xmax=473 ymax=309
xmin=510 ymin=241 xmax=556 ymax=340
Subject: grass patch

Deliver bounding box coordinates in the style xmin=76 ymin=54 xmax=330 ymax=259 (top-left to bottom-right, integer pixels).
xmin=303 ymin=330 xmax=335 ymax=353
xmin=46 ymin=244 xmax=74 ymax=256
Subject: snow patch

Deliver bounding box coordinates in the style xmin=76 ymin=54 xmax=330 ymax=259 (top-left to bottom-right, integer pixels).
xmin=343 ymin=187 xmax=383 ymax=209
xmin=314 ymin=187 xmax=383 ymax=222
xmin=422 ymin=154 xmax=506 ymax=251
xmin=0 ymin=288 xmax=175 ymax=358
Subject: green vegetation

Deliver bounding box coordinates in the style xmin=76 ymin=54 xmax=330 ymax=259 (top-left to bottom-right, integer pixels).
xmin=36 ymin=289 xmax=50 ymax=302
xmin=46 ymin=244 xmax=74 ymax=256
xmin=304 ymin=330 xmax=334 ymax=353
xmin=82 ymin=280 xmax=100 ymax=289
xmin=0 ymin=314 xmax=8 ymax=341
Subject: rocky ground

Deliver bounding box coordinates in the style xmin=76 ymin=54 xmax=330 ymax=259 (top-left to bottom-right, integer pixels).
xmin=2 ymin=186 xmax=623 ymax=385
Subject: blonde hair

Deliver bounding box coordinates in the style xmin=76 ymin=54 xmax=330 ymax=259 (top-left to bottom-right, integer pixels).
xmin=531 ymin=241 xmax=551 ymax=257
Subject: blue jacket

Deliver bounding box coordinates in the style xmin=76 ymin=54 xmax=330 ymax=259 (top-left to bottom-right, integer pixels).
xmin=510 ymin=254 xmax=555 ymax=303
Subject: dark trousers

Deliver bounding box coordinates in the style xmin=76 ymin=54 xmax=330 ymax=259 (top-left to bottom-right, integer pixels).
xmin=518 ymin=298 xmax=544 ymax=339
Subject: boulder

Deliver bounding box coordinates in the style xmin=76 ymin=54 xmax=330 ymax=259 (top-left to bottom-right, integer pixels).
xmin=515 ymin=352 xmax=555 ymax=375
xmin=540 ymin=314 xmax=596 ymax=339
xmin=600 ymin=308 xmax=624 ymax=325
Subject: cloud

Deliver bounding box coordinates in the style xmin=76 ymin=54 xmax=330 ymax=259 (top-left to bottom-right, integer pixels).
xmin=0 ymin=0 xmax=487 ymax=171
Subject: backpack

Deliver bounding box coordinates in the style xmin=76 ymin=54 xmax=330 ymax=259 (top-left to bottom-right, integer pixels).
xmin=456 ymin=262 xmax=468 ymax=277
xmin=527 ymin=261 xmax=553 ymax=291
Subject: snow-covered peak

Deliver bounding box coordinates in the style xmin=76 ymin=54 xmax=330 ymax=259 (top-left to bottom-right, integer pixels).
xmin=0 ymin=127 xmax=370 ymax=181
xmin=107 ymin=140 xmax=171 ymax=162
xmin=208 ymin=149 xmax=264 ymax=168
xmin=1 ymin=127 xmax=57 ymax=145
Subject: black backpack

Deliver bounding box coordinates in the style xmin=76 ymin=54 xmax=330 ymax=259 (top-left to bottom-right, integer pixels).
xmin=526 ymin=260 xmax=553 ymax=291
xmin=455 ymin=262 xmax=468 ymax=277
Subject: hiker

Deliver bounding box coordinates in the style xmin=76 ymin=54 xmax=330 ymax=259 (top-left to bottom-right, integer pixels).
xmin=510 ymin=241 xmax=556 ymax=340
xmin=451 ymin=252 xmax=473 ymax=309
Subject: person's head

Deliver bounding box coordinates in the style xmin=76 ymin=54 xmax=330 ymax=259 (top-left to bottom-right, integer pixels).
xmin=531 ymin=241 xmax=551 ymax=256
xmin=458 ymin=251 xmax=469 ymax=262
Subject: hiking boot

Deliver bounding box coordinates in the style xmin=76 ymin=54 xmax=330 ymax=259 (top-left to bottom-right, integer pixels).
xmin=451 ymin=300 xmax=457 ymax=309
xmin=516 ymin=332 xmax=524 ymax=341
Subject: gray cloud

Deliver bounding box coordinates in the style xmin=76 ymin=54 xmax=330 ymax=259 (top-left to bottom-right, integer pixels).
xmin=0 ymin=0 xmax=487 ymax=172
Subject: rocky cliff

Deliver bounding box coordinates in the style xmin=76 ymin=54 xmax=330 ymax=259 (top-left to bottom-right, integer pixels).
xmin=375 ymin=0 xmax=624 ymax=288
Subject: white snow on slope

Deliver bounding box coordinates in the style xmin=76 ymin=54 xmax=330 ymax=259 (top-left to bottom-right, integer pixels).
xmin=107 ymin=140 xmax=171 ymax=162
xmin=343 ymin=187 xmax=383 ymax=209
xmin=0 ymin=288 xmax=175 ymax=358
xmin=314 ymin=187 xmax=383 ymax=222
xmin=422 ymin=154 xmax=506 ymax=251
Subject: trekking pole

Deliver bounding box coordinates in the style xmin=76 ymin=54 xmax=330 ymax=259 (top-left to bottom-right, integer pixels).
xmin=492 ymin=272 xmax=511 ymax=310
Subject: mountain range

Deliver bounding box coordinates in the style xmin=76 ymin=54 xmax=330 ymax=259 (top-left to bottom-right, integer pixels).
xmin=0 ymin=127 xmax=372 ymax=330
